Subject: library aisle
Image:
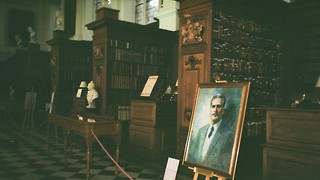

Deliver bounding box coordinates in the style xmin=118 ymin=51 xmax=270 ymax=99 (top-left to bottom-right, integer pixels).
xmin=0 ymin=119 xmax=165 ymax=180
xmin=0 ymin=115 xmax=262 ymax=180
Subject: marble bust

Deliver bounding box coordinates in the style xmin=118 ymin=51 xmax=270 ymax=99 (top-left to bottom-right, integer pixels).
xmin=27 ymin=26 xmax=36 ymax=43
xmin=86 ymin=81 xmax=99 ymax=109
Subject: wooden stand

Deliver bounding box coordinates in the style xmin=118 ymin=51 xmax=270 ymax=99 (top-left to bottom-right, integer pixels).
xmin=22 ymin=110 xmax=34 ymax=137
xmin=22 ymin=88 xmax=37 ymax=138
xmin=192 ymin=167 xmax=226 ymax=180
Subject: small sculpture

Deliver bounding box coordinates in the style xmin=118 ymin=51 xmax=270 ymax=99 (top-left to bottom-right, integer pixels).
xmin=9 ymin=85 xmax=15 ymax=101
xmin=165 ymin=85 xmax=172 ymax=94
xmin=55 ymin=8 xmax=63 ymax=30
xmin=14 ymin=34 xmax=23 ymax=48
xmin=27 ymin=26 xmax=36 ymax=43
xmin=86 ymin=81 xmax=99 ymax=109
xmin=99 ymin=0 xmax=112 ymax=8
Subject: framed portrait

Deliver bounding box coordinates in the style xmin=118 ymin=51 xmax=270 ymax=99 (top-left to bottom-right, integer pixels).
xmin=182 ymin=82 xmax=250 ymax=179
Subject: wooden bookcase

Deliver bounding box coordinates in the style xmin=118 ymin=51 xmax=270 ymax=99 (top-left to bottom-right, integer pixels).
xmin=86 ymin=8 xmax=178 ymax=119
xmin=47 ymin=30 xmax=92 ymax=115
xmin=285 ymin=1 xmax=320 ymax=99
xmin=0 ymin=44 xmax=51 ymax=108
xmin=176 ymin=0 xmax=288 ymax=161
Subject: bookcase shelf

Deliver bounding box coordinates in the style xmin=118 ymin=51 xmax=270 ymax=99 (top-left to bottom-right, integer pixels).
xmin=176 ymin=0 xmax=289 ymax=160
xmin=86 ymin=8 xmax=177 ymax=119
xmin=47 ymin=30 xmax=93 ymax=115
xmin=0 ymin=46 xmax=51 ymax=108
xmin=211 ymin=10 xmax=284 ymax=138
xmin=288 ymin=1 xmax=320 ymax=95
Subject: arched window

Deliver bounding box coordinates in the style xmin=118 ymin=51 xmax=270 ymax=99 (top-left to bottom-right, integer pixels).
xmin=135 ymin=0 xmax=159 ymax=25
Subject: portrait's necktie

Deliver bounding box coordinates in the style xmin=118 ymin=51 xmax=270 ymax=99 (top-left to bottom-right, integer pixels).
xmin=208 ymin=126 xmax=214 ymax=138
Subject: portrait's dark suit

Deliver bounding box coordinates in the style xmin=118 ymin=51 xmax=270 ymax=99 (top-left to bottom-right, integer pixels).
xmin=187 ymin=120 xmax=234 ymax=172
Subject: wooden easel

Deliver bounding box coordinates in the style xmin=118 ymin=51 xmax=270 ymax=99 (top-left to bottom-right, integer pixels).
xmin=49 ymin=88 xmax=60 ymax=149
xmin=22 ymin=109 xmax=34 ymax=135
xmin=22 ymin=88 xmax=36 ymax=138
xmin=192 ymin=167 xmax=226 ymax=180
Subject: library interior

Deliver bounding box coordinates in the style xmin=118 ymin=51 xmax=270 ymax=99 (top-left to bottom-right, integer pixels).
xmin=0 ymin=0 xmax=319 ymax=179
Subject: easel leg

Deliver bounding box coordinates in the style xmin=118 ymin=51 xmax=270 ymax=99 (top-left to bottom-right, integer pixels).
xmin=30 ymin=111 xmax=34 ymax=139
xmin=217 ymin=177 xmax=226 ymax=180
xmin=86 ymin=145 xmax=91 ymax=180
xmin=192 ymin=167 xmax=227 ymax=180
xmin=193 ymin=172 xmax=199 ymax=180
xmin=64 ymin=130 xmax=68 ymax=164
xmin=55 ymin=125 xmax=58 ymax=147
xmin=115 ymin=143 xmax=120 ymax=174
xmin=193 ymin=173 xmax=213 ymax=180
xmin=22 ymin=110 xmax=34 ymax=138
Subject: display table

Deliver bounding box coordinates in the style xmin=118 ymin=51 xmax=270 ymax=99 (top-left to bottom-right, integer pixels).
xmin=263 ymin=108 xmax=320 ymax=180
xmin=47 ymin=113 xmax=122 ymax=179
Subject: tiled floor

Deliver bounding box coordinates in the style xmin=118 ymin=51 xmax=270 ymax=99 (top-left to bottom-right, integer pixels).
xmin=0 ymin=114 xmax=263 ymax=180
xmin=0 ymin=120 xmax=168 ymax=180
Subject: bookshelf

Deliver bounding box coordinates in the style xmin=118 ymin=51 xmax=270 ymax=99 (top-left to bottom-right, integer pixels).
xmin=86 ymin=8 xmax=178 ymax=119
xmin=280 ymin=0 xmax=320 ymax=105
xmin=299 ymin=26 xmax=320 ymax=91
xmin=176 ymin=2 xmax=288 ymax=174
xmin=211 ymin=10 xmax=284 ymax=138
xmin=0 ymin=44 xmax=50 ymax=109
xmin=47 ymin=30 xmax=92 ymax=115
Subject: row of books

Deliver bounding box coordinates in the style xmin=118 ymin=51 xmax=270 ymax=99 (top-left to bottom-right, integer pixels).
xmin=109 ymin=48 xmax=170 ymax=65
xmin=110 ymin=75 xmax=138 ymax=90
xmin=246 ymin=107 xmax=267 ymax=118
xmin=301 ymin=63 xmax=320 ymax=73
xmin=61 ymin=55 xmax=91 ymax=63
xmin=212 ymin=41 xmax=283 ymax=63
xmin=109 ymin=39 xmax=172 ymax=54
xmin=213 ymin=11 xmax=283 ymax=36
xmin=213 ymin=24 xmax=282 ymax=50
xmin=302 ymin=25 xmax=320 ymax=36
xmin=244 ymin=120 xmax=266 ymax=137
xmin=106 ymin=89 xmax=136 ymax=106
xmin=247 ymin=89 xmax=282 ymax=107
xmin=59 ymin=70 xmax=91 ymax=81
xmin=212 ymin=72 xmax=281 ymax=89
xmin=212 ymin=58 xmax=281 ymax=75
xmin=304 ymin=50 xmax=320 ymax=59
xmin=106 ymin=104 xmax=131 ymax=120
xmin=59 ymin=63 xmax=91 ymax=72
xmin=117 ymin=105 xmax=131 ymax=121
xmin=111 ymin=61 xmax=171 ymax=77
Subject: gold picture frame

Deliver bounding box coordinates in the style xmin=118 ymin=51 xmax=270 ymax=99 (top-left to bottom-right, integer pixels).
xmin=183 ymin=82 xmax=250 ymax=179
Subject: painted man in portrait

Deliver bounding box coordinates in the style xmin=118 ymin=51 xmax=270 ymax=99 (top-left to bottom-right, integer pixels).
xmin=187 ymin=93 xmax=234 ymax=172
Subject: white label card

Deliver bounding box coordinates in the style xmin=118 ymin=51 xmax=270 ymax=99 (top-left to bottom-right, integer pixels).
xmin=76 ymin=89 xmax=82 ymax=98
xmin=163 ymin=157 xmax=180 ymax=180
xmin=141 ymin=75 xmax=158 ymax=97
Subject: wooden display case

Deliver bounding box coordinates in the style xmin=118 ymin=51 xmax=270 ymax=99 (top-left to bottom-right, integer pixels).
xmin=263 ymin=108 xmax=320 ymax=180
xmin=129 ymin=99 xmax=177 ymax=157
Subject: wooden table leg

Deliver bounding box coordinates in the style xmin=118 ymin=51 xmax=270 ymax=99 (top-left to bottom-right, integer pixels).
xmin=115 ymin=143 xmax=120 ymax=174
xmin=86 ymin=145 xmax=91 ymax=180
xmin=64 ymin=129 xmax=68 ymax=164
xmin=46 ymin=121 xmax=50 ymax=154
